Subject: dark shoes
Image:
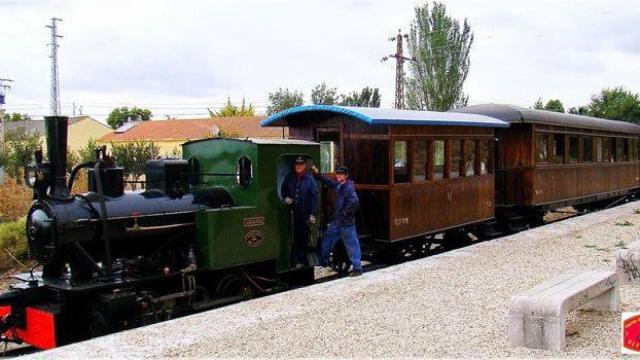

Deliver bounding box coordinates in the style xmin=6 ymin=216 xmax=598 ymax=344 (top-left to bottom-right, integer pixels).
xmin=348 ymin=269 xmax=363 ymax=277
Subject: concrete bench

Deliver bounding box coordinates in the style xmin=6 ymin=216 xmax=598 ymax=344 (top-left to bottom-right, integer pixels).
xmin=508 ymin=271 xmax=619 ymax=351
xmin=616 ymin=240 xmax=640 ymax=285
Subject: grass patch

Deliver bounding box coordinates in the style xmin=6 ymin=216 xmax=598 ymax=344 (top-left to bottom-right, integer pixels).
xmin=0 ymin=218 xmax=28 ymax=271
xmin=615 ymin=220 xmax=634 ymax=226
xmin=615 ymin=240 xmax=627 ymax=248
xmin=584 ymin=244 xmax=597 ymax=248
xmin=635 ymin=208 xmax=640 ymax=215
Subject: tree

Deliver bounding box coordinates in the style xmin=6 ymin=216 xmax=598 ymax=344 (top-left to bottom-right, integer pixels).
xmin=2 ymin=113 xmax=32 ymax=122
xmin=3 ymin=128 xmax=41 ymax=183
xmin=266 ymin=88 xmax=304 ymax=115
xmin=339 ymin=87 xmax=381 ymax=107
xmin=568 ymin=106 xmax=589 ymax=115
xmin=208 ymin=97 xmax=255 ymax=117
xmin=587 ymin=87 xmax=640 ymax=124
xmin=106 ymin=107 xmax=152 ymax=129
xmin=77 ymin=138 xmax=99 ymax=163
xmin=311 ymin=83 xmax=338 ymax=105
xmin=405 ymin=1 xmax=474 ymax=111
xmin=533 ymin=98 xmax=544 ymax=110
xmin=544 ymin=99 xmax=565 ymax=113
xmin=110 ymin=140 xmax=160 ymax=190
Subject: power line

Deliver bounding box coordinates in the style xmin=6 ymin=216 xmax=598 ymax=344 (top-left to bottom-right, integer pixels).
xmin=46 ymin=17 xmax=62 ymax=116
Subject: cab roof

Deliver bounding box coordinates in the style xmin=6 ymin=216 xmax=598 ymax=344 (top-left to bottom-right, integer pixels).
xmin=261 ymin=105 xmax=509 ymax=128
xmin=182 ymin=137 xmax=316 ymax=146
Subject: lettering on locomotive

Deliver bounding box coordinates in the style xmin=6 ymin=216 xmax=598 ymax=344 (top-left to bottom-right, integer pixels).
xmin=244 ymin=230 xmax=264 ymax=248
xmin=243 ymin=216 xmax=265 ymax=227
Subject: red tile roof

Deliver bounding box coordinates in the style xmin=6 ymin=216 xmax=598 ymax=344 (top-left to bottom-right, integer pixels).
xmin=98 ymin=116 xmax=287 ymax=142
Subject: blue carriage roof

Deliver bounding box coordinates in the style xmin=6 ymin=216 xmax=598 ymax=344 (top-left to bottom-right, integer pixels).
xmin=261 ymin=105 xmax=509 ymax=128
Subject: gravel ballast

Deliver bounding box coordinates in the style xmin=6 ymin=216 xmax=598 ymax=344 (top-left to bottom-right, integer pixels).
xmin=36 ymin=202 xmax=640 ymax=358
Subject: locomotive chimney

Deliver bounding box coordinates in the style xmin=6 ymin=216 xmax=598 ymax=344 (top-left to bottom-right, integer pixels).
xmin=45 ymin=115 xmax=70 ymax=199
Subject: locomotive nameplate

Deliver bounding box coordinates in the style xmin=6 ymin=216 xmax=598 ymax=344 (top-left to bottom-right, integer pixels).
xmin=245 ymin=230 xmax=264 ymax=248
xmin=243 ymin=217 xmax=265 ymax=227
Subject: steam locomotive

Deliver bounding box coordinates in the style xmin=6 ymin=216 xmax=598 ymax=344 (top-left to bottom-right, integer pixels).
xmin=0 ymin=116 xmax=320 ymax=349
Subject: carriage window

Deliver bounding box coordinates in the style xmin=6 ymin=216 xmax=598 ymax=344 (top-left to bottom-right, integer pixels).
xmin=622 ymin=138 xmax=630 ymax=161
xmin=552 ymin=134 xmax=565 ymax=163
xmin=464 ymin=140 xmax=476 ymax=176
xmin=479 ymin=139 xmax=491 ymax=175
xmin=450 ymin=140 xmax=462 ymax=179
xmin=535 ymin=134 xmax=549 ymax=163
xmin=632 ymin=139 xmax=639 ymax=160
xmin=236 ymin=156 xmax=253 ymax=188
xmin=616 ymin=138 xmax=625 ymax=162
xmin=603 ymin=138 xmax=612 ymax=162
xmin=413 ymin=140 xmax=427 ymax=181
xmin=393 ymin=141 xmax=410 ymax=183
xmin=595 ymin=137 xmax=603 ymax=162
xmin=433 ymin=140 xmax=445 ymax=180
xmin=568 ymin=136 xmax=578 ymax=163
xmin=583 ymin=136 xmax=593 ymax=162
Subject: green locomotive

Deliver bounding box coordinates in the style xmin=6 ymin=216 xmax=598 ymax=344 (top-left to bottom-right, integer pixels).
xmin=0 ymin=116 xmax=323 ymax=349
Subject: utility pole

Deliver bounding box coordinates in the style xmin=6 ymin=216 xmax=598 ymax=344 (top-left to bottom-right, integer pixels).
xmin=0 ymin=78 xmax=14 ymax=149
xmin=382 ymin=29 xmax=413 ymax=109
xmin=46 ymin=17 xmax=63 ymax=116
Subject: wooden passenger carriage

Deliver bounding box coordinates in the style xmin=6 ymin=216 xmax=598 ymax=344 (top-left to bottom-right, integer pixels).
xmin=456 ymin=104 xmax=640 ymax=215
xmin=262 ymin=106 xmax=508 ymax=242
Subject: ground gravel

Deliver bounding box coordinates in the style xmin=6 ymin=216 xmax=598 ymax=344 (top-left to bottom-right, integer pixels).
xmin=35 ymin=201 xmax=640 ymax=359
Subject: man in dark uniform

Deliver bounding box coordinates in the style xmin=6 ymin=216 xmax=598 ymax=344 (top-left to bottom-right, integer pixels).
xmin=281 ymin=156 xmax=318 ymax=268
xmin=312 ymin=166 xmax=362 ymax=277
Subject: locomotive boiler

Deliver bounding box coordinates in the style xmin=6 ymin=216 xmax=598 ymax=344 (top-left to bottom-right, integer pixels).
xmin=0 ymin=116 xmax=320 ymax=349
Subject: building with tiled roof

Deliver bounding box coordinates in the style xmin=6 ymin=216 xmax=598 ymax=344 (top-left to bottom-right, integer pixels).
xmin=97 ymin=116 xmax=288 ymax=156
xmin=0 ymin=116 xmax=112 ymax=152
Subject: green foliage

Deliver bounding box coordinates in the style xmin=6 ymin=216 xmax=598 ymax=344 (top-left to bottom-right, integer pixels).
xmin=339 ymin=87 xmax=381 ymax=107
xmin=587 ymin=87 xmax=640 ymax=124
xmin=544 ymin=99 xmax=565 ymax=113
xmin=311 ymin=83 xmax=338 ymax=105
xmin=266 ymin=88 xmax=304 ymax=115
xmin=0 ymin=218 xmax=28 ymax=271
xmin=208 ymin=97 xmax=255 ymax=117
xmin=107 ymin=106 xmax=152 ymax=129
xmin=110 ymin=140 xmax=160 ymax=188
xmin=2 ymin=113 xmax=32 ymax=122
xmin=533 ymin=98 xmax=544 ymax=110
xmin=77 ymin=138 xmax=99 ymax=163
xmin=3 ymin=128 xmax=41 ymax=183
xmin=533 ymin=98 xmax=565 ymax=113
xmin=406 ymin=1 xmax=474 ymax=111
xmin=568 ymin=106 xmax=589 ymax=115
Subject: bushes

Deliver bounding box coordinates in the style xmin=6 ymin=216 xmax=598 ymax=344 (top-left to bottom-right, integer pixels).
xmin=0 ymin=176 xmax=32 ymax=222
xmin=0 ymin=218 xmax=27 ymax=271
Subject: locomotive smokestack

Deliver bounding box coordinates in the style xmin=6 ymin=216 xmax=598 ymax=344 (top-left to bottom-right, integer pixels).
xmin=45 ymin=115 xmax=70 ymax=199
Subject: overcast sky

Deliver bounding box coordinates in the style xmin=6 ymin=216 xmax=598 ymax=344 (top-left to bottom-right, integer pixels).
xmin=1 ymin=0 xmax=639 ymax=120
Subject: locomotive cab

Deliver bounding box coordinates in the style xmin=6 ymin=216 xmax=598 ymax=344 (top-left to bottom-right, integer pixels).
xmin=182 ymin=137 xmax=320 ymax=274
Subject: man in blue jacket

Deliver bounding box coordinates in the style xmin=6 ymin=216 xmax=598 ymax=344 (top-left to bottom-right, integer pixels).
xmin=312 ymin=166 xmax=362 ymax=277
xmin=281 ymin=156 xmax=318 ymax=268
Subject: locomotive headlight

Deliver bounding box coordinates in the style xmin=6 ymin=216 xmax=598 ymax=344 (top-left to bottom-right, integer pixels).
xmin=26 ymin=206 xmax=56 ymax=263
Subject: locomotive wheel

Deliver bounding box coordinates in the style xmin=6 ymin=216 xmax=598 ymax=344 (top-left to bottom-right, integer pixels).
xmin=330 ymin=242 xmax=351 ymax=275
xmin=217 ymin=274 xmax=254 ymax=299
xmin=85 ymin=306 xmax=112 ymax=339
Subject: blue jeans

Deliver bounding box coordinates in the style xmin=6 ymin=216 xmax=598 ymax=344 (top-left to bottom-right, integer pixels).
xmin=320 ymin=223 xmax=361 ymax=271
